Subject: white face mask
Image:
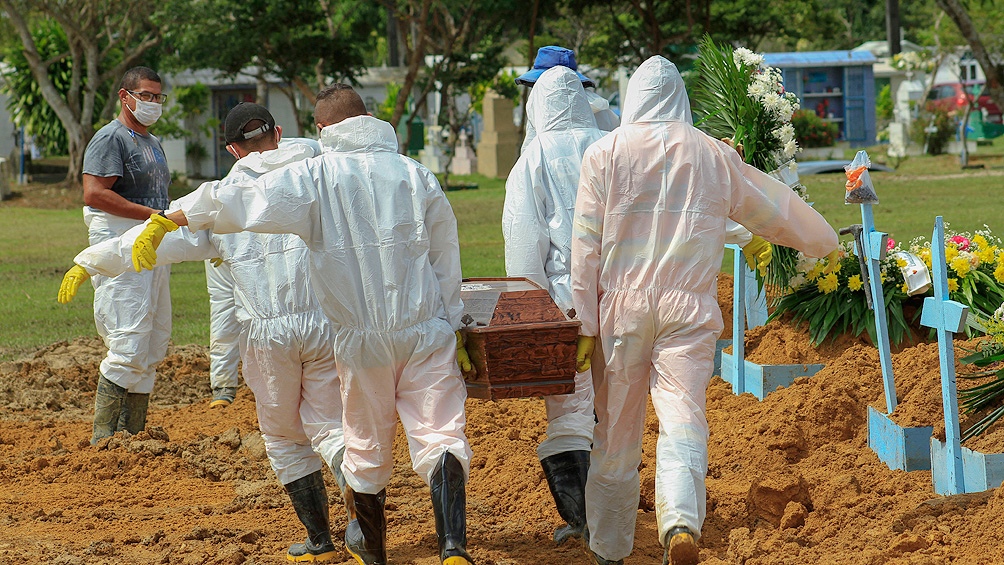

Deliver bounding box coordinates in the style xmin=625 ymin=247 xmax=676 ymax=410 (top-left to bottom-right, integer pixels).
xmin=127 ymin=94 xmax=163 ymax=127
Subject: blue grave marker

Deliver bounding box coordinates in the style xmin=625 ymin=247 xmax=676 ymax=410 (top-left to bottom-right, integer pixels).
xmin=858 ymin=203 xmax=934 ymax=471
xmin=721 ymin=245 xmax=823 ymax=400
xmin=922 ymin=216 xmax=1004 ymax=495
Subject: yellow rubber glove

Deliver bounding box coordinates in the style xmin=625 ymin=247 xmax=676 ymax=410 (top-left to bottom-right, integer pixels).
xmin=456 ymin=331 xmax=476 ymax=378
xmin=575 ymin=336 xmax=596 ymax=373
xmin=57 ymin=265 xmax=90 ymax=304
xmin=132 ymin=214 xmax=179 ymax=272
xmin=209 ymin=257 xmax=225 ymax=268
xmin=741 ymin=236 xmax=773 ymax=277
xmin=822 ymin=248 xmax=842 ymax=275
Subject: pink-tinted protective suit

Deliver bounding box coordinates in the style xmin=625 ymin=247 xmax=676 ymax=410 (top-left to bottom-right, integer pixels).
xmin=571 ymin=55 xmax=837 ymax=561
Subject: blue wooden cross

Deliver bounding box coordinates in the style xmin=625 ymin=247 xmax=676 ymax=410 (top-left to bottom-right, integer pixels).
xmin=858 ymin=204 xmax=897 ymax=413
xmin=921 ymin=216 xmax=969 ymax=495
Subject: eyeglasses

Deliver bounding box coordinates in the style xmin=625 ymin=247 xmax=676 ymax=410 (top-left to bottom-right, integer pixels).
xmin=127 ymin=90 xmax=168 ymax=104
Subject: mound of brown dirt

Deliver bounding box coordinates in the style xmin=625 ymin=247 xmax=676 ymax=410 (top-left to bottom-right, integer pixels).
xmin=4 ymin=288 xmax=1004 ymax=564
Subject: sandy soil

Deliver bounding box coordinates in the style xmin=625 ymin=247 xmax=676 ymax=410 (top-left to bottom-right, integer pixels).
xmin=3 ymin=275 xmax=1004 ymax=564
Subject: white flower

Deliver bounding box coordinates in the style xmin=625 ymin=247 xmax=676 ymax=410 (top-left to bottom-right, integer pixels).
xmin=994 ymin=301 xmax=1004 ymax=321
xmin=734 ymin=47 xmax=764 ymax=68
xmin=796 ymin=254 xmax=817 ymax=274
xmin=789 ymin=273 xmax=807 ymax=289
xmin=783 ymin=138 xmax=798 ymax=158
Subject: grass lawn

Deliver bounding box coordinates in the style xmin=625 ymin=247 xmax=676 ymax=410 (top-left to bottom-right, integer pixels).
xmin=2 ymin=144 xmax=1003 ymax=360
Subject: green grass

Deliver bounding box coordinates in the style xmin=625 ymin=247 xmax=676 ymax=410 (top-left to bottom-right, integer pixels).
xmin=0 ymin=207 xmax=212 ymax=360
xmin=4 ymin=151 xmax=1004 ymax=360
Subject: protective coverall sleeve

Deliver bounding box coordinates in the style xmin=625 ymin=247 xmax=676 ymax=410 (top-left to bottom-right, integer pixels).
xmin=724 ymin=219 xmax=753 ymax=247
xmin=721 ymin=144 xmax=837 ymax=258
xmin=502 ymin=156 xmax=551 ymax=290
xmin=424 ymin=172 xmax=465 ymax=329
xmin=570 ymin=146 xmax=606 ymax=337
xmin=179 ymin=163 xmax=322 ymax=247
xmin=75 ymin=221 xmax=217 ymax=278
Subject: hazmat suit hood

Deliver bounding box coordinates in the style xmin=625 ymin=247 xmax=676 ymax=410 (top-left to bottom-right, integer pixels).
xmin=234 ymin=143 xmax=317 ymax=177
xmin=527 ymin=66 xmax=599 ymax=134
xmin=319 ymin=115 xmax=399 ymax=154
xmin=620 ymin=55 xmax=692 ymax=125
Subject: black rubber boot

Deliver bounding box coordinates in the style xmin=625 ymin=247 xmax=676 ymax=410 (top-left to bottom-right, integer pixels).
xmin=663 ymin=526 xmax=699 ymax=565
xmin=91 ymin=375 xmax=126 ymax=445
xmin=284 ymin=470 xmax=337 ymax=562
xmin=590 ymin=550 xmax=624 ymax=565
xmin=344 ymin=487 xmax=387 ymax=565
xmin=430 ymin=452 xmax=474 ymax=565
xmin=540 ymin=450 xmax=590 ymax=545
xmin=122 ymin=393 xmax=150 ymax=435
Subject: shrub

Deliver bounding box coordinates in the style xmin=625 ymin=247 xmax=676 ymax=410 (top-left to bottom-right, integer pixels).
xmin=876 ymin=84 xmax=894 ymax=121
xmin=791 ymin=109 xmax=838 ymax=148
xmin=910 ymin=107 xmax=956 ymax=155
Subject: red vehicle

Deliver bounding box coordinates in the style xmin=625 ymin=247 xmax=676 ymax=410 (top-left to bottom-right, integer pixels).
xmin=926 ymin=82 xmax=1003 ymax=123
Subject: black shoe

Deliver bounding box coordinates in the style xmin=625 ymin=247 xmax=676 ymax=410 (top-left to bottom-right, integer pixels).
xmin=344 ymin=488 xmax=387 ymax=565
xmin=663 ymin=526 xmax=699 ymax=565
xmin=284 ymin=471 xmax=337 ymax=563
xmin=431 ymin=452 xmax=474 ymax=565
xmin=540 ymin=450 xmax=589 ymax=545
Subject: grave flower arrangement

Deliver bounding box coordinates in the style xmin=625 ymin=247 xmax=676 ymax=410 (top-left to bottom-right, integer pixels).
xmin=769 ymin=239 xmax=912 ymax=346
xmin=690 ymin=35 xmax=805 ymax=291
xmin=771 ymin=227 xmax=1004 ymax=347
xmin=908 ymin=227 xmax=1004 ymax=325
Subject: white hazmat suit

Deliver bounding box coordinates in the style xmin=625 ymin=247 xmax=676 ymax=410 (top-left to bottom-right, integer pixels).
xmin=203 ymin=137 xmax=323 ymax=401
xmin=176 ymin=115 xmax=472 ymax=494
xmin=503 ymin=66 xmax=604 ymax=461
xmin=75 ymin=141 xmax=344 ymax=486
xmin=571 ymin=56 xmax=838 ymax=561
xmin=204 ymin=260 xmax=241 ymax=394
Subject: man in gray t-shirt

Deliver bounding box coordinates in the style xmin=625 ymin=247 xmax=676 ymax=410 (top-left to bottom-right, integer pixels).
xmin=79 ymin=66 xmax=172 ymax=445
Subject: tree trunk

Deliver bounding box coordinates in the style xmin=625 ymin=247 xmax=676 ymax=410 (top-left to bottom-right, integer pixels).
xmin=935 ymin=0 xmax=1004 ymax=112
xmin=390 ymin=0 xmax=433 ymax=134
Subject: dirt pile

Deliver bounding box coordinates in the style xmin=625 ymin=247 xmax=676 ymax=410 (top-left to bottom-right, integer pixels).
xmin=3 ymin=277 xmax=1004 ymax=564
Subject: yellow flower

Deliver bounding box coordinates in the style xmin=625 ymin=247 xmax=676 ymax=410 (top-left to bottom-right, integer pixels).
xmin=950 ymin=255 xmax=971 ymax=277
xmin=979 ymin=245 xmax=997 ymax=263
xmin=900 ymin=282 xmax=909 ymax=293
xmin=973 ymin=234 xmax=988 ymax=249
xmin=817 ymin=273 xmax=839 ymax=294
xmin=895 ymin=257 xmax=908 ymax=268
xmin=919 ymin=248 xmax=932 ymax=269
xmin=946 ymin=245 xmax=959 ymax=262
xmin=807 ymin=264 xmax=823 ymax=282
xmin=995 ymin=262 xmax=1004 ymax=284
xmin=948 ymin=278 xmax=959 ymax=292
xmin=848 ymin=274 xmax=863 ymax=291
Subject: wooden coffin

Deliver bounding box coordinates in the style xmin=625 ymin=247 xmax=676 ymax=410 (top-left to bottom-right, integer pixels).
xmin=460 ymin=278 xmax=581 ymax=400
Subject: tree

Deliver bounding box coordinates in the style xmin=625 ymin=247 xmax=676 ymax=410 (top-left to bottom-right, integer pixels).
xmin=0 ymin=0 xmax=160 ymax=183
xmin=934 ymin=0 xmax=1004 ymax=114
xmin=157 ymin=0 xmax=379 ymax=135
xmin=382 ymin=0 xmax=532 ymax=137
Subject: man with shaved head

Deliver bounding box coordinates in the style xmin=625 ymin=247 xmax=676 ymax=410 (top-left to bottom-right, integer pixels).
xmin=129 ymin=84 xmax=476 ymax=565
